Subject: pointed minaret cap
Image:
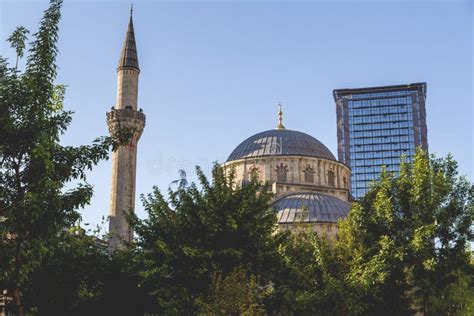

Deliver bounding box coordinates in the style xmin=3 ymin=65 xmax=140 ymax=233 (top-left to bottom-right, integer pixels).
xmin=276 ymin=102 xmax=285 ymax=130
xmin=117 ymin=5 xmax=139 ymax=72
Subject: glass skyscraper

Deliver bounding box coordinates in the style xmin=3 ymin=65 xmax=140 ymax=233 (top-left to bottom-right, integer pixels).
xmin=333 ymin=83 xmax=428 ymax=199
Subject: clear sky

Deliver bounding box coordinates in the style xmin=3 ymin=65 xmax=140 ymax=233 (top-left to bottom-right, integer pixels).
xmin=1 ymin=0 xmax=472 ymax=230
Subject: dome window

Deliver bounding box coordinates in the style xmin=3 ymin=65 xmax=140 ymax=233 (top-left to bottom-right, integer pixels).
xmin=328 ymin=170 xmax=336 ymax=187
xmin=248 ymin=166 xmax=260 ymax=181
xmin=275 ymin=163 xmax=288 ymax=183
xmin=304 ymin=165 xmax=315 ymax=183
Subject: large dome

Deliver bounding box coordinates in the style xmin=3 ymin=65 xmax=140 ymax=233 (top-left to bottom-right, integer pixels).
xmin=227 ymin=129 xmax=336 ymax=162
xmin=273 ymin=192 xmax=350 ymax=224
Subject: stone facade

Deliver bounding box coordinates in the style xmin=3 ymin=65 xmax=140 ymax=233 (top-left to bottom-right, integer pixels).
xmin=279 ymin=222 xmax=339 ymax=239
xmin=107 ymin=13 xmax=145 ymax=250
xmin=222 ymin=156 xmax=351 ymax=202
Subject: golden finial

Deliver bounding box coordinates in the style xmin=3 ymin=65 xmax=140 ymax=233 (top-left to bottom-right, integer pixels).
xmin=277 ymin=102 xmax=285 ymax=130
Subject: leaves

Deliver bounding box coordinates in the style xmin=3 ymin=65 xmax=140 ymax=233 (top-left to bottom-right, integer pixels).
xmin=0 ymin=1 xmax=113 ymax=314
xmin=335 ymin=148 xmax=474 ymax=315
xmin=7 ymin=26 xmax=29 ymax=68
xmin=198 ymin=267 xmax=267 ymax=315
xmin=128 ymin=164 xmax=282 ymax=313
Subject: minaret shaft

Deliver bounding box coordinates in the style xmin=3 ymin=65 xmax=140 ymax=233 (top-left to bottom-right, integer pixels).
xmin=116 ymin=69 xmax=139 ymax=110
xmin=108 ymin=142 xmax=138 ymax=244
xmin=107 ymin=12 xmax=145 ymax=249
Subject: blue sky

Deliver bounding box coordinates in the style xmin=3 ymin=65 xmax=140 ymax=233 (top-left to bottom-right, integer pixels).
xmin=1 ymin=0 xmax=472 ymax=229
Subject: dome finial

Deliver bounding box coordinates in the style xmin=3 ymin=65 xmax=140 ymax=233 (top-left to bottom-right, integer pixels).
xmin=277 ymin=102 xmax=285 ymax=130
xmin=130 ymin=3 xmax=133 ymax=17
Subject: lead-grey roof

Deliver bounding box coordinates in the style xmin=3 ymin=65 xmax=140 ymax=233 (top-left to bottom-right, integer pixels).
xmin=273 ymin=192 xmax=350 ymax=224
xmin=117 ymin=15 xmax=139 ymax=71
xmin=227 ymin=129 xmax=336 ymax=162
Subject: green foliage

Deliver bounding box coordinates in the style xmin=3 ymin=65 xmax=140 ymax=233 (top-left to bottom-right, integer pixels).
xmin=128 ymin=165 xmax=284 ymax=313
xmin=7 ymin=26 xmax=29 ymax=69
xmin=197 ymin=267 xmax=266 ymax=315
xmin=8 ymin=223 xmax=148 ymax=316
xmin=0 ymin=1 xmax=117 ymax=313
xmin=126 ymin=158 xmax=471 ymax=315
xmin=273 ymin=228 xmax=347 ymax=315
xmin=21 ymin=226 xmax=109 ymax=315
xmin=335 ymin=171 xmax=411 ymax=315
xmin=335 ymin=149 xmax=474 ymax=315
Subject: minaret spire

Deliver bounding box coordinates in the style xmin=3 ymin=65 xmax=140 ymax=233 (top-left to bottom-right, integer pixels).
xmin=117 ymin=5 xmax=139 ymax=72
xmin=277 ymin=102 xmax=285 ymax=130
xmin=107 ymin=8 xmax=146 ymax=250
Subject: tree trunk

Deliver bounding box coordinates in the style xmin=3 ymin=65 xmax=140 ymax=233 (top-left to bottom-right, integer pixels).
xmin=12 ymin=237 xmax=24 ymax=316
xmin=423 ymin=294 xmax=428 ymax=316
xmin=13 ymin=287 xmax=24 ymax=316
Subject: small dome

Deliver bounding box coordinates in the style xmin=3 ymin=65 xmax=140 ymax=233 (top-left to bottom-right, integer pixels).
xmin=227 ymin=129 xmax=336 ymax=162
xmin=273 ymin=192 xmax=350 ymax=224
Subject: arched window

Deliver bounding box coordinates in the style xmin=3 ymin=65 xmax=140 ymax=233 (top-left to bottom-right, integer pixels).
xmin=304 ymin=165 xmax=315 ymax=183
xmin=343 ymin=176 xmax=347 ymax=188
xmin=248 ymin=166 xmax=260 ymax=181
xmin=328 ymin=170 xmax=335 ymax=187
xmin=275 ymin=163 xmax=288 ymax=182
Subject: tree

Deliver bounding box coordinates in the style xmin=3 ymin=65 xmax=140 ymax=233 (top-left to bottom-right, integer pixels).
xmin=0 ymin=1 xmax=119 ymax=314
xmin=15 ymin=222 xmax=147 ymax=316
xmin=20 ymin=225 xmax=110 ymax=315
xmin=128 ymin=165 xmax=285 ymax=314
xmin=335 ymin=149 xmax=474 ymax=315
xmin=272 ymin=227 xmax=348 ymax=315
xmin=409 ymin=152 xmax=474 ymax=314
xmin=197 ymin=267 xmax=267 ymax=315
xmin=335 ymin=173 xmax=411 ymax=315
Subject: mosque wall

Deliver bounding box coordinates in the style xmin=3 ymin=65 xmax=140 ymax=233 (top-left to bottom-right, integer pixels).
xmin=278 ymin=222 xmax=339 ymax=239
xmin=223 ymin=156 xmax=351 ymax=202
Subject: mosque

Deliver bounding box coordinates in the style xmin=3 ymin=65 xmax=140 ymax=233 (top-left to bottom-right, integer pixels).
xmin=107 ymin=10 xmax=352 ymax=248
xmin=223 ymin=107 xmax=351 ymax=237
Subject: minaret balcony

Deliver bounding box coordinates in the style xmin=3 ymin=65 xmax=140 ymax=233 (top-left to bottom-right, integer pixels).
xmin=106 ymin=107 xmax=146 ymax=140
xmin=106 ymin=107 xmax=146 ymax=123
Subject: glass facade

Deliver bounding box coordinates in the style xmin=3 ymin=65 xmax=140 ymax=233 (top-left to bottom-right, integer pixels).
xmin=334 ymin=83 xmax=428 ymax=199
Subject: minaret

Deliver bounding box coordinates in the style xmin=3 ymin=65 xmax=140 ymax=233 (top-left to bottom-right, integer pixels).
xmin=106 ymin=7 xmax=145 ymax=249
